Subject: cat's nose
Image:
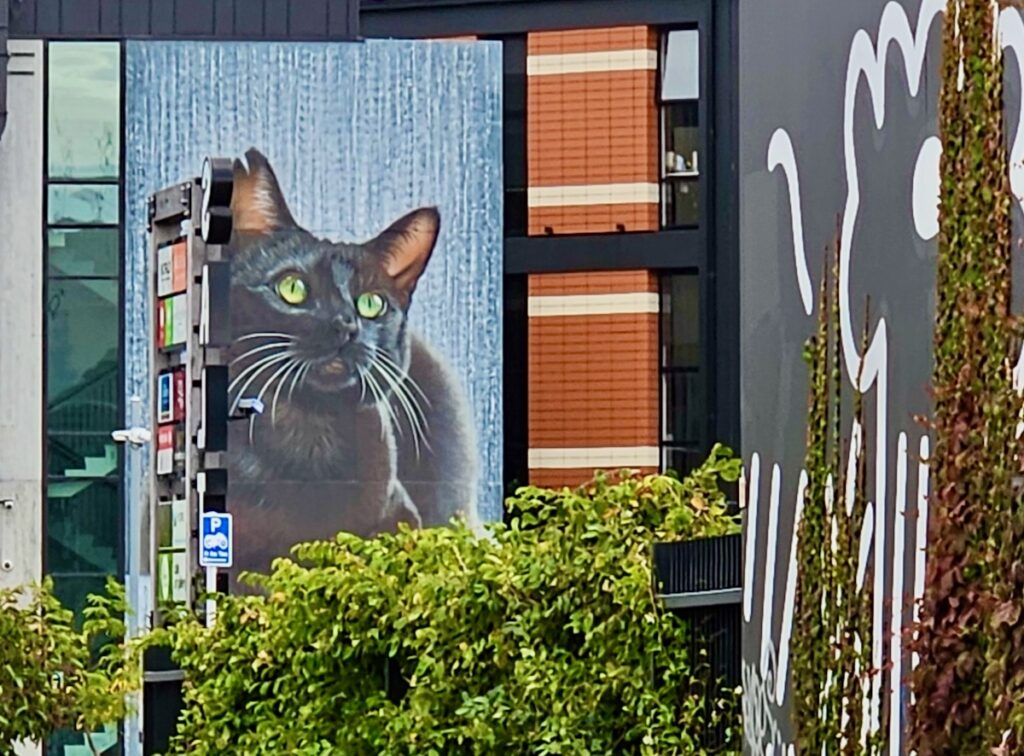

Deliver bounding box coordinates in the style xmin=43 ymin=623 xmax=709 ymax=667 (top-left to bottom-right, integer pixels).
xmin=332 ymin=313 xmax=358 ymax=342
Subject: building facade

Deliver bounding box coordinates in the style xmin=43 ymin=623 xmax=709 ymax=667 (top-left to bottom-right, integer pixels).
xmin=0 ymin=0 xmax=740 ymax=753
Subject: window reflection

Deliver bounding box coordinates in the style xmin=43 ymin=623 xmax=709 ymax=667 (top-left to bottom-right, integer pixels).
xmin=47 ymin=42 xmax=120 ymax=181
xmin=46 ymin=278 xmax=119 ymax=411
xmin=47 ymin=184 xmax=119 ymax=226
xmin=48 ymin=228 xmax=119 ymax=277
xmin=46 ymin=479 xmax=120 ymax=574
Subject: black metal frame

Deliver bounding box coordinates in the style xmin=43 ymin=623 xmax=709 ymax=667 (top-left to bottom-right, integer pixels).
xmin=652 ymin=533 xmax=742 ymax=749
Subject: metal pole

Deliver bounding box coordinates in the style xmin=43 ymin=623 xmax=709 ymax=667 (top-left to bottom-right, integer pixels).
xmin=124 ymin=393 xmax=149 ymax=756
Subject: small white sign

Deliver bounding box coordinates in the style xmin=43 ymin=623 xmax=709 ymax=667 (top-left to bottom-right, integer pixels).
xmin=171 ymin=293 xmax=189 ymax=347
xmin=170 ymin=498 xmax=188 ymax=549
xmin=156 ymin=425 xmax=174 ymax=475
xmin=157 ymin=245 xmax=173 ymax=298
xmin=157 ymin=550 xmax=189 ymax=604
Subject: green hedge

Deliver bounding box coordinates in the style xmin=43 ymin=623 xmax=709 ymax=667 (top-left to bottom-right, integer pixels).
xmin=161 ymin=447 xmax=741 ymax=755
xmin=1 ymin=446 xmax=741 ymax=754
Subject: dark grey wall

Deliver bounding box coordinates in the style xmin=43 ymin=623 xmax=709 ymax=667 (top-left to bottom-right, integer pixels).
xmin=739 ymin=0 xmax=942 ymax=751
xmin=8 ymin=0 xmax=358 ymax=39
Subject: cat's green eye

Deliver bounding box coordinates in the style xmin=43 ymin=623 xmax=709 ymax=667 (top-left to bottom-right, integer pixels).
xmin=277 ymin=274 xmax=308 ymax=305
xmin=356 ymin=292 xmax=387 ymax=319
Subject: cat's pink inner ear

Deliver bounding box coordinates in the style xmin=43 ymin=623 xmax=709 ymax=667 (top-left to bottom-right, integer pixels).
xmin=383 ymin=208 xmax=440 ymax=294
xmin=231 ymin=150 xmax=295 ymax=233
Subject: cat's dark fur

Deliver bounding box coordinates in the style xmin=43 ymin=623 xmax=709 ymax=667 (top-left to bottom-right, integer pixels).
xmin=224 ymin=148 xmax=478 ymax=580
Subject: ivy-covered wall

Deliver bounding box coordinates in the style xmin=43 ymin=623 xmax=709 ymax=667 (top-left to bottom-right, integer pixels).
xmin=739 ymin=0 xmax=1024 ymax=751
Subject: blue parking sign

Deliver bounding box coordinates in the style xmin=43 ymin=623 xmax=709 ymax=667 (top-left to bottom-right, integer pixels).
xmin=200 ymin=512 xmax=233 ymax=567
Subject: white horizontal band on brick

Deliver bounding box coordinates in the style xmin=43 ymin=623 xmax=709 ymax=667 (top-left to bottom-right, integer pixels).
xmin=528 ymin=292 xmax=659 ymax=317
xmin=529 ymin=446 xmax=661 ymax=469
xmin=527 ymin=49 xmax=658 ymax=76
xmin=528 ymin=183 xmax=659 ymax=207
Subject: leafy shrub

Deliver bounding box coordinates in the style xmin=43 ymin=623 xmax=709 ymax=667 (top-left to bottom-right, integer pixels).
xmin=0 ymin=578 xmax=137 ymax=748
xmin=160 ymin=445 xmax=742 ymax=755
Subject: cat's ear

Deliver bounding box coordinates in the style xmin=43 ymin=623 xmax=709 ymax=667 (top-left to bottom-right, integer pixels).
xmin=231 ymin=148 xmax=297 ymax=233
xmin=370 ymin=208 xmax=440 ymax=297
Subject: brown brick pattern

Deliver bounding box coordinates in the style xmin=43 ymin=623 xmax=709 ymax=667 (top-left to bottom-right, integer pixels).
xmin=528 ymin=270 xmax=660 ymax=488
xmin=527 ymin=27 xmax=659 ymax=235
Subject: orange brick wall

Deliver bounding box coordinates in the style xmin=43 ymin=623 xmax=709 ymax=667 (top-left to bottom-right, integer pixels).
xmin=527 ymin=27 xmax=660 ymax=235
xmin=527 ymin=270 xmax=660 ymax=488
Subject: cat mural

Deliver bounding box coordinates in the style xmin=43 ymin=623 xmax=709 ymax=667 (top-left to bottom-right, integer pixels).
xmin=224 ymin=148 xmax=479 ymax=579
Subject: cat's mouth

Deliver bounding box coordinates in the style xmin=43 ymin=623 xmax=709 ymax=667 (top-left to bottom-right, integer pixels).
xmin=321 ymin=358 xmax=347 ymax=376
xmin=303 ymin=356 xmax=360 ymax=393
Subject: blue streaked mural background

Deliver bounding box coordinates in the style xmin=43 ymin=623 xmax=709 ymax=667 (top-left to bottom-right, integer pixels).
xmin=123 ymin=41 xmax=503 ymax=547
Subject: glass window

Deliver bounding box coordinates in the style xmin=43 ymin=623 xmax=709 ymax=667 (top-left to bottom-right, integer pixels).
xmin=662 ymin=30 xmax=699 ymax=101
xmin=48 ymin=184 xmax=119 ymax=226
xmin=47 ymin=42 xmax=120 ymax=181
xmin=46 ymin=479 xmax=120 ymax=575
xmin=46 ymin=278 xmax=119 ymax=419
xmin=660 ymin=273 xmax=704 ymax=475
xmin=48 ymin=432 xmax=120 ymax=478
xmin=663 ymin=371 xmax=703 ymax=445
xmin=661 ymin=273 xmax=701 ymax=368
xmin=660 ymin=30 xmax=700 ymax=229
xmin=48 ymin=228 xmax=119 ymax=278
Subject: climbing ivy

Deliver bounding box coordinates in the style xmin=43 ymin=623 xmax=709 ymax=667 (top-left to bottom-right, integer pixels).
xmin=909 ymin=0 xmax=1023 ymax=752
xmin=790 ymin=241 xmax=878 ymax=754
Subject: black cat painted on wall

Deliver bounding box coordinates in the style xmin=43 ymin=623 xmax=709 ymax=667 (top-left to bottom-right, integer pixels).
xmin=225 ymin=148 xmax=479 ymax=579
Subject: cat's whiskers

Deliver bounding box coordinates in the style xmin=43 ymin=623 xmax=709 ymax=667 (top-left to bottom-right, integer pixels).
xmin=369 ymin=346 xmax=433 ymax=407
xmin=229 ymin=353 xmax=293 ymax=413
xmin=370 ymin=354 xmax=430 ymax=436
xmin=230 ymin=341 xmax=292 ymax=365
xmin=297 ymin=362 xmax=313 ymax=392
xmin=369 ymin=359 xmax=430 ymax=459
xmin=235 ymin=332 xmax=298 ymax=343
xmin=229 ymin=352 xmax=290 ymax=393
xmin=270 ymin=361 xmax=302 ymax=427
xmin=287 ymin=361 xmax=309 ymax=403
xmin=247 ymin=359 xmax=301 ymax=442
xmin=356 ymin=366 xmax=368 ymax=404
xmin=370 ymin=352 xmax=434 ymax=460
xmin=363 ymin=370 xmax=399 ymax=442
xmin=247 ymin=358 xmax=303 ymax=442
